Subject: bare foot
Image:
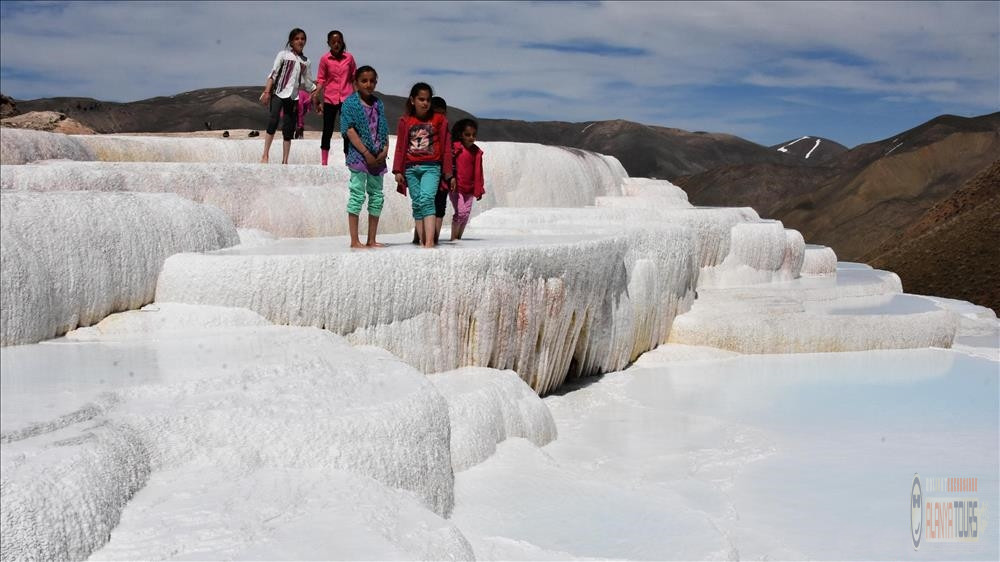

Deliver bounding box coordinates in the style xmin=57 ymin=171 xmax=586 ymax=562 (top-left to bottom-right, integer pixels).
xmin=366 ymin=241 xmax=386 ymax=248
xmin=260 ymin=157 xmax=269 ymax=164
xmin=349 ymin=242 xmax=367 ymax=249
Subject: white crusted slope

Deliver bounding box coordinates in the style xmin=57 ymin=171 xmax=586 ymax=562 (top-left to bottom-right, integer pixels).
xmin=471 ymin=205 xmax=760 ymax=269
xmin=1 ymin=314 xmax=459 ymax=560
xmin=801 ymin=244 xmax=838 ymax=277
xmin=0 ymin=191 xmax=238 ymax=346
xmin=2 ymin=136 xmax=627 ymax=235
xmin=697 ymin=221 xmax=805 ymax=288
xmin=670 ymin=267 xmax=958 ymax=353
xmin=431 ymin=367 xmax=557 ymax=472
xmin=0 ymin=128 xmax=96 ymax=164
xmin=156 ymin=228 xmax=698 ymax=395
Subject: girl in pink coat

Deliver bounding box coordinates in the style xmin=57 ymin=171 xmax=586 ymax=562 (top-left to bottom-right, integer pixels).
xmin=448 ymin=118 xmax=485 ymax=241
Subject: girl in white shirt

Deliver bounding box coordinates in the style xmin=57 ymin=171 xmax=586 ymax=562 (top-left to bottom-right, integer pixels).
xmin=259 ymin=28 xmax=317 ymax=164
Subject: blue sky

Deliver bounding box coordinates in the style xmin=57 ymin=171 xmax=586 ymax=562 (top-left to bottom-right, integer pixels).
xmin=1 ymin=1 xmax=997 ymax=147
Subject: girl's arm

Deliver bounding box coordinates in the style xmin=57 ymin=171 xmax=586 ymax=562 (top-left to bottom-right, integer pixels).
xmin=345 ymin=127 xmax=377 ymax=166
xmin=347 ymin=54 xmax=357 ymax=91
xmin=392 ymin=118 xmax=408 ymax=175
xmin=260 ymin=52 xmax=282 ymax=105
xmin=300 ymin=60 xmax=317 ymax=95
xmin=260 ymin=78 xmax=274 ymax=105
xmin=440 ymin=117 xmax=454 ymax=183
xmin=313 ymin=55 xmax=328 ymax=106
xmin=474 ymin=150 xmax=485 ymax=199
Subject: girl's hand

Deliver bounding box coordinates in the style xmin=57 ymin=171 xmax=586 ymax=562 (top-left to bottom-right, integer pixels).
xmin=450 ymin=178 xmax=457 ymax=191
xmin=316 ymin=103 xmax=323 ymax=115
xmin=363 ymin=151 xmax=377 ymax=166
xmin=259 ymin=91 xmax=271 ymax=106
xmin=394 ymin=173 xmax=404 ymax=185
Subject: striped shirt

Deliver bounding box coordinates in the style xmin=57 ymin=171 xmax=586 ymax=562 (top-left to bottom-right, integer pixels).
xmin=267 ymin=49 xmax=316 ymax=99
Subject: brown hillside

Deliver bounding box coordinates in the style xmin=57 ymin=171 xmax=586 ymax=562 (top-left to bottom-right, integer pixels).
xmin=867 ymin=160 xmax=1000 ymax=312
xmin=680 ymin=113 xmax=1000 ymax=263
xmin=476 ymin=118 xmax=789 ymax=179
xmin=12 ymin=87 xmax=474 ymax=135
xmin=777 ymin=129 xmax=1000 ymax=259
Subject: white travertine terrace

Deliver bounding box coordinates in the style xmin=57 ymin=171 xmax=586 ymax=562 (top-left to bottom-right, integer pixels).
xmin=155 ymin=229 xmax=698 ymax=395
xmin=2 ymin=303 xmax=553 ymax=560
xmin=669 ymin=269 xmax=958 ymax=353
xmin=1 ymin=129 xmax=991 ymax=561
xmin=0 ymin=128 xmax=96 ymax=164
xmin=430 ymin=367 xmax=557 ymax=472
xmin=801 ymin=244 xmax=839 ymax=276
xmin=0 ymin=324 xmax=458 ymax=559
xmin=1 ymin=132 xmax=627 ymax=236
xmin=0 ymin=191 xmax=238 ymax=345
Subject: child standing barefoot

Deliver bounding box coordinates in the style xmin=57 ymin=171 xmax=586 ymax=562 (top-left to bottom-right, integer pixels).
xmin=313 ymin=30 xmax=356 ymax=166
xmin=340 ymin=66 xmax=389 ymax=248
xmin=260 ymin=28 xmax=317 ymax=164
xmin=393 ymin=83 xmax=454 ymax=248
xmin=449 ymin=119 xmax=485 ymax=240
xmin=412 ymin=95 xmax=449 ymax=244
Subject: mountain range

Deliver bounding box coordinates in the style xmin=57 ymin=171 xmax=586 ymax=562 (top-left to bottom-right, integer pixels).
xmin=4 ymin=88 xmax=998 ymax=311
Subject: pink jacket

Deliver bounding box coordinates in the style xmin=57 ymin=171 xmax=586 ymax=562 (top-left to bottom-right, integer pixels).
xmin=453 ymin=141 xmax=485 ymax=198
xmin=315 ymin=51 xmax=357 ymax=105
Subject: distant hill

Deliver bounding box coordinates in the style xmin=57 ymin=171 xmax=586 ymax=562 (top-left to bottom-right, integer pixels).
xmin=474 ymin=118 xmax=789 ymax=178
xmin=11 ymin=87 xmax=820 ymax=179
xmin=867 ymin=159 xmax=1000 ymax=313
xmin=11 ymin=87 xmax=475 ymax=136
xmin=768 ymin=135 xmax=847 ymax=164
xmin=676 ymin=112 xmax=1000 ymax=310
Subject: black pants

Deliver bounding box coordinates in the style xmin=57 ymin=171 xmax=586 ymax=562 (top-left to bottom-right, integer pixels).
xmin=321 ymin=102 xmax=349 ymax=154
xmin=434 ymin=188 xmax=449 ymax=218
xmin=266 ymin=95 xmax=297 ymax=141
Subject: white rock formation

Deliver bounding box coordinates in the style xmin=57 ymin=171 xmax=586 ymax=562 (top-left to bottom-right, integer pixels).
xmin=1 ymin=134 xmax=627 ymax=236
xmin=669 ymin=268 xmax=958 ymax=353
xmin=697 ymin=221 xmax=805 ymax=288
xmin=0 ymin=191 xmax=238 ymax=345
xmin=430 ymin=367 xmax=557 ymax=472
xmin=1 ymin=128 xmax=993 ymax=561
xmin=0 ymin=127 xmax=96 ymax=164
xmin=155 ymin=230 xmax=698 ymax=395
xmin=64 ymin=302 xmax=271 ymax=340
xmin=801 ymin=244 xmax=838 ymax=277
xmin=1 ymin=321 xmax=458 ymax=560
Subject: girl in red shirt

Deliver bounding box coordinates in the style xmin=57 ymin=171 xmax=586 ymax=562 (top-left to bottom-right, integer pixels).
xmin=392 ymin=83 xmax=454 ymax=248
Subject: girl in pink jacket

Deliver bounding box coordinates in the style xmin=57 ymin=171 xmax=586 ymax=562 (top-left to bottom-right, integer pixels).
xmin=448 ymin=118 xmax=485 ymax=241
xmin=312 ymin=30 xmax=357 ymax=165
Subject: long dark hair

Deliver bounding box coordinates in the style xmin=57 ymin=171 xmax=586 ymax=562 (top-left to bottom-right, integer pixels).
xmin=286 ymin=28 xmax=306 ymax=51
xmin=404 ymin=82 xmax=433 ymax=116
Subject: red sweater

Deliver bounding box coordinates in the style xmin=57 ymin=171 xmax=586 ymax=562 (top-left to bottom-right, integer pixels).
xmin=392 ymin=113 xmax=453 ymax=178
xmin=453 ymin=141 xmax=485 ymax=197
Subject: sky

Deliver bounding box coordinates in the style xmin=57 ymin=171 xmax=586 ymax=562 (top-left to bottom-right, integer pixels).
xmin=0 ymin=1 xmax=997 ymax=147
